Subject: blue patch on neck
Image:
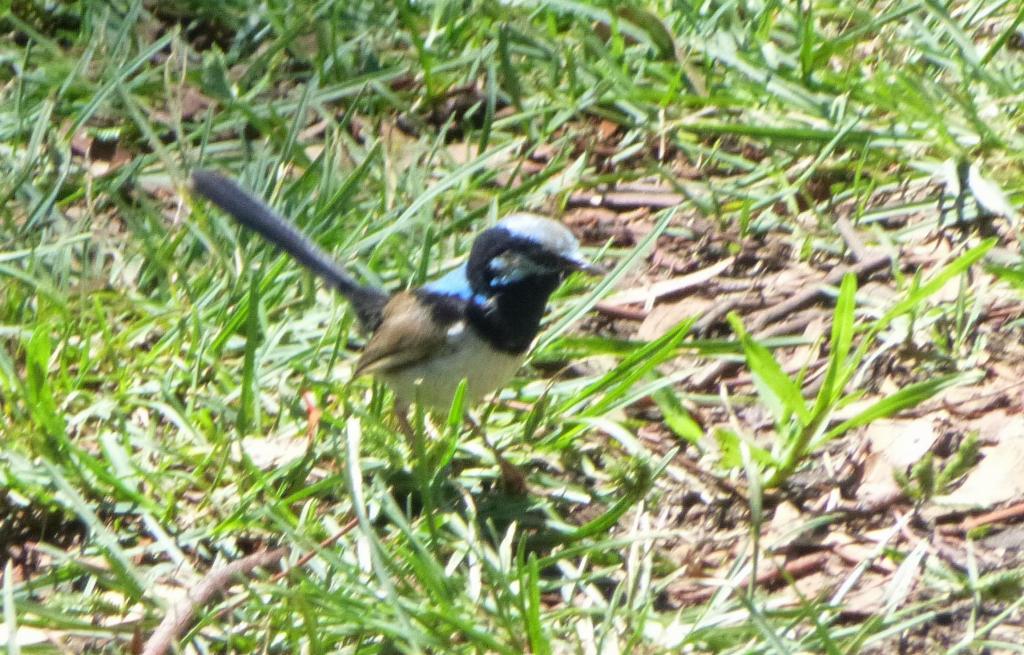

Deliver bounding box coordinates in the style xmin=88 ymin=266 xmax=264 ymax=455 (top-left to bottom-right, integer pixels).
xmin=424 ymin=264 xmax=490 ymax=307
xmin=425 ymin=264 xmax=472 ymax=297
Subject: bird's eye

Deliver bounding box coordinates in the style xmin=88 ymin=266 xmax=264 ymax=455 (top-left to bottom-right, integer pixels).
xmin=488 ymin=251 xmax=554 ymax=286
xmin=489 ymin=253 xmax=519 ymax=273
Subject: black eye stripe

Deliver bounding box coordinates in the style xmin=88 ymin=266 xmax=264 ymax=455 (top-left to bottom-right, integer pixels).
xmin=467 ymin=226 xmax=578 ymax=292
xmin=490 ymin=250 xmax=562 ymax=272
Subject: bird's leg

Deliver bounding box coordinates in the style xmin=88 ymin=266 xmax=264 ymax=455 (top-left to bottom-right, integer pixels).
xmin=465 ymin=413 xmax=528 ymax=495
xmin=396 ymin=401 xmax=528 ymax=495
xmin=393 ymin=400 xmax=418 ymax=446
xmin=394 ymin=399 xmax=437 ymax=472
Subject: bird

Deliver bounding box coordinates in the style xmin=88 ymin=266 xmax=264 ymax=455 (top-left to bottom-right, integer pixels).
xmin=190 ymin=170 xmax=602 ymax=416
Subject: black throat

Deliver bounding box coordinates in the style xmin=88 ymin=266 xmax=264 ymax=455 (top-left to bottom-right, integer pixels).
xmin=461 ymin=227 xmax=569 ymax=354
xmin=466 ymin=274 xmax=562 ymax=353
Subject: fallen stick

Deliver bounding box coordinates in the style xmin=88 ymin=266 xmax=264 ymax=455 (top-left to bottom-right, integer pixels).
xmin=674 ymin=551 xmax=829 ymax=605
xmin=962 ymin=500 xmax=1024 ymax=532
xmin=142 ymin=547 xmax=288 ymax=655
xmin=142 ymin=518 xmax=358 ymax=655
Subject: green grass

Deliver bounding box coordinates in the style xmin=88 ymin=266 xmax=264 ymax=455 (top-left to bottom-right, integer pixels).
xmin=3 ymin=0 xmax=1024 ymax=653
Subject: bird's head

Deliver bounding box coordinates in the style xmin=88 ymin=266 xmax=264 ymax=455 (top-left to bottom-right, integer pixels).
xmin=465 ymin=213 xmax=601 ymax=295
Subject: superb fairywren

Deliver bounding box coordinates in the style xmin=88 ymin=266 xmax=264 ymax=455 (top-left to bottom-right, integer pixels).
xmin=191 ymin=170 xmax=601 ymax=412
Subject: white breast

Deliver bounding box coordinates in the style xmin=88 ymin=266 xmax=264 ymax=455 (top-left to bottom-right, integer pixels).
xmin=377 ymin=327 xmax=526 ymax=410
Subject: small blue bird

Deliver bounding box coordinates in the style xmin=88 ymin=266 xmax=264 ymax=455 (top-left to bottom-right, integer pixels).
xmin=191 ymin=171 xmax=601 ymax=414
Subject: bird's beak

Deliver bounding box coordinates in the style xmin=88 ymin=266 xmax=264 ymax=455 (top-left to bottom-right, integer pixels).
xmin=564 ymin=253 xmax=606 ymax=275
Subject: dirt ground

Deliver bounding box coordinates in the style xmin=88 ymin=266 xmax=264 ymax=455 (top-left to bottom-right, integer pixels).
xmin=554 ymin=134 xmax=1024 ymax=648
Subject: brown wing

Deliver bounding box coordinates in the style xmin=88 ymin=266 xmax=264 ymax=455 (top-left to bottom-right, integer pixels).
xmin=353 ymin=292 xmax=457 ymax=376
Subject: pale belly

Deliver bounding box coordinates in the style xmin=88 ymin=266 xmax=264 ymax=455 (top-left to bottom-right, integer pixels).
xmin=377 ymin=330 xmax=526 ymax=410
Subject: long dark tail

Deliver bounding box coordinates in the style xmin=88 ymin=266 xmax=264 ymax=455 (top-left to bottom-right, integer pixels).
xmin=191 ymin=170 xmax=387 ymax=331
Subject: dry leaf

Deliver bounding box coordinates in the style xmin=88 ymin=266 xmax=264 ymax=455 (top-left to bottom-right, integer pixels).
xmin=857 ymin=418 xmax=937 ymax=505
xmin=763 ymin=500 xmax=805 ymax=550
xmin=938 ymin=416 xmax=1024 ymax=508
xmin=637 ymin=296 xmax=712 ymax=340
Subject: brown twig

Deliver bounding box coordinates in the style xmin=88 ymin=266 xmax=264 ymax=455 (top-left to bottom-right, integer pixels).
xmin=271 ymin=519 xmax=358 ymax=583
xmin=834 ymin=215 xmax=872 ymax=262
xmin=751 ymin=254 xmax=890 ymax=331
xmin=594 ymin=303 xmax=648 ymax=321
xmin=142 ymin=547 xmax=288 ymax=655
xmin=983 ymin=302 xmax=1024 ymax=322
xmin=675 ymin=551 xmax=829 ymax=605
xmin=142 ymin=519 xmax=358 ymax=655
xmin=692 ymin=254 xmax=891 ymax=390
xmin=962 ymin=500 xmax=1024 ymax=532
xmin=693 ymin=298 xmax=768 ymax=334
xmin=767 ymin=308 xmax=830 ymax=337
